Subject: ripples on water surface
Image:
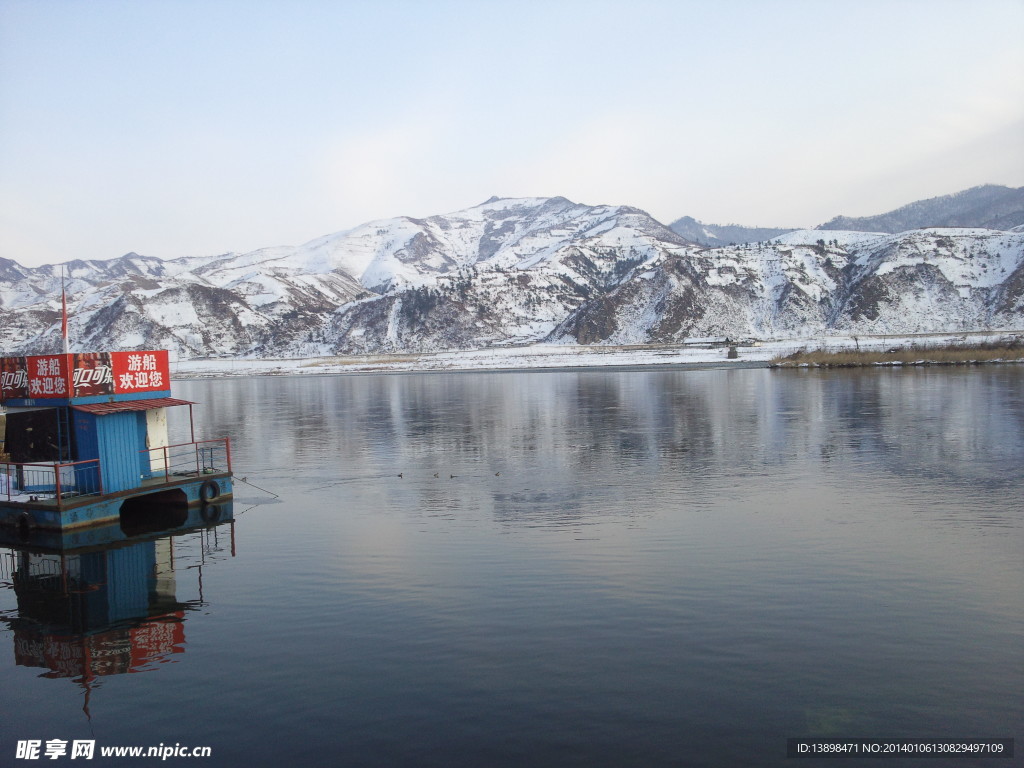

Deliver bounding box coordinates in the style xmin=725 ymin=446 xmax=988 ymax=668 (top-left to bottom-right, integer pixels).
xmin=2 ymin=367 xmax=1022 ymax=766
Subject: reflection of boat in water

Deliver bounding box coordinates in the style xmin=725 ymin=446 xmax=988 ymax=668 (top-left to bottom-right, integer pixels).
xmin=1 ymin=350 xmax=233 ymax=541
xmin=0 ymin=504 xmax=234 ymax=707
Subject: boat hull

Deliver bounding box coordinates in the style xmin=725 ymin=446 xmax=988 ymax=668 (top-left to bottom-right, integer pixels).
xmin=0 ymin=473 xmax=233 ymax=537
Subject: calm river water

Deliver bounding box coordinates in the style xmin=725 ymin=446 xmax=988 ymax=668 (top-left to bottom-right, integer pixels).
xmin=2 ymin=366 xmax=1022 ymax=767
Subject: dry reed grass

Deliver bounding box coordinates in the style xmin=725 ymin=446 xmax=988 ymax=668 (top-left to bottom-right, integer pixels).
xmin=770 ymin=341 xmax=1024 ymax=367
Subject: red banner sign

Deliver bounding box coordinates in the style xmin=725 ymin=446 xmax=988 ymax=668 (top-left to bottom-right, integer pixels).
xmin=71 ymin=352 xmax=115 ymax=397
xmin=0 ymin=356 xmax=29 ymax=400
xmin=27 ymin=355 xmax=71 ymax=398
xmin=0 ymin=351 xmax=170 ymax=401
xmin=109 ymin=351 xmax=170 ymax=394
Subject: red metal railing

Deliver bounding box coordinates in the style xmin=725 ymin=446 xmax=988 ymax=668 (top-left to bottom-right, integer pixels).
xmin=1 ymin=438 xmax=230 ymax=509
xmin=1 ymin=459 xmax=103 ymax=508
xmin=140 ymin=438 xmax=232 ymax=484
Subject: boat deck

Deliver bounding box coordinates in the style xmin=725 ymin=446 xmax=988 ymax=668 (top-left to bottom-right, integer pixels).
xmin=5 ymin=470 xmax=230 ymax=509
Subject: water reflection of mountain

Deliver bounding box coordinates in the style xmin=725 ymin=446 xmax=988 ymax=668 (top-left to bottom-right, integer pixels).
xmin=178 ymin=367 xmax=1024 ymax=485
xmin=172 ymin=368 xmax=1023 ymax=536
xmin=0 ymin=506 xmax=234 ymax=688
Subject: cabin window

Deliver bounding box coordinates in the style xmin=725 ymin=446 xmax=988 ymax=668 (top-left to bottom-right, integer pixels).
xmin=4 ymin=409 xmax=70 ymax=462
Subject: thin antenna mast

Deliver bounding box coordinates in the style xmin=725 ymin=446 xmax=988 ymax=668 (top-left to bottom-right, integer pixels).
xmin=61 ymin=266 xmax=70 ymax=355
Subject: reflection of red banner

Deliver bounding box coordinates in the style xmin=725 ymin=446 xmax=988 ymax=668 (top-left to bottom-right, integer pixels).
xmin=0 ymin=351 xmax=170 ymax=401
xmin=130 ymin=615 xmax=186 ymax=666
xmin=13 ymin=612 xmax=186 ymax=678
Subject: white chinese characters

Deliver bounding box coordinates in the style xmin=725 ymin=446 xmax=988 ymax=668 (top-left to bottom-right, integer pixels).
xmin=118 ymin=354 xmax=164 ymax=390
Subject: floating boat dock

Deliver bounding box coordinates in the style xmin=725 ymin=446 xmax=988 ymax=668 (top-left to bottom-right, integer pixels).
xmin=1 ymin=350 xmax=232 ymax=543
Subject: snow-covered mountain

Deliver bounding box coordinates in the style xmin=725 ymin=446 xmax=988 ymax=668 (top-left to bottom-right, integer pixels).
xmin=667 ymin=217 xmax=795 ymax=246
xmin=2 ymin=192 xmax=1022 ymax=358
xmin=817 ymin=185 xmax=1024 ymax=233
xmin=558 ymin=228 xmax=1024 ymax=343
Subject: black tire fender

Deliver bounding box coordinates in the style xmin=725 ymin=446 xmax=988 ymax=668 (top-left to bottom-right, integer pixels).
xmin=199 ymin=480 xmax=220 ymax=503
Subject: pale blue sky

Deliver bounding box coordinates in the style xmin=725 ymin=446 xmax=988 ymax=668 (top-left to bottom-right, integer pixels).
xmin=2 ymin=0 xmax=1022 ymax=267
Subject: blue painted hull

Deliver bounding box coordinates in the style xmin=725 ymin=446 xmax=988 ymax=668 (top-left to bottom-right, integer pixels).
xmin=0 ymin=473 xmax=232 ymax=535
xmin=0 ymin=498 xmax=234 ymax=552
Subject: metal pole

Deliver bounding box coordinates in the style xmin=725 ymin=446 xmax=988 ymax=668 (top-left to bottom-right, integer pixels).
xmin=54 ymin=463 xmax=63 ymax=509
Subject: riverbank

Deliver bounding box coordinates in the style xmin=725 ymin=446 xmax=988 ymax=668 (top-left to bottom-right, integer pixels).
xmin=168 ymin=330 xmax=1024 ymax=379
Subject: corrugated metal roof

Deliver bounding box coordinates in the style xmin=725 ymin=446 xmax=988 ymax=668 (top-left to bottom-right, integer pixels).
xmin=71 ymin=397 xmax=194 ymax=414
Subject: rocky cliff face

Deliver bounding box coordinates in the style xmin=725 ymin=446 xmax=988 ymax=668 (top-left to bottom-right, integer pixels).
xmin=551 ymin=229 xmax=1023 ymax=344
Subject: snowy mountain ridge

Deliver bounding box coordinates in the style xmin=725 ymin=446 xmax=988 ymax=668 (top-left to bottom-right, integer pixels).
xmin=817 ymin=184 xmax=1024 ymax=233
xmin=1 ymin=191 xmax=1022 ymax=358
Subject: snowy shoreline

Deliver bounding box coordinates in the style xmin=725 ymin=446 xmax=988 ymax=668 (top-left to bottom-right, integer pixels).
xmin=170 ymin=331 xmax=1024 ymax=379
